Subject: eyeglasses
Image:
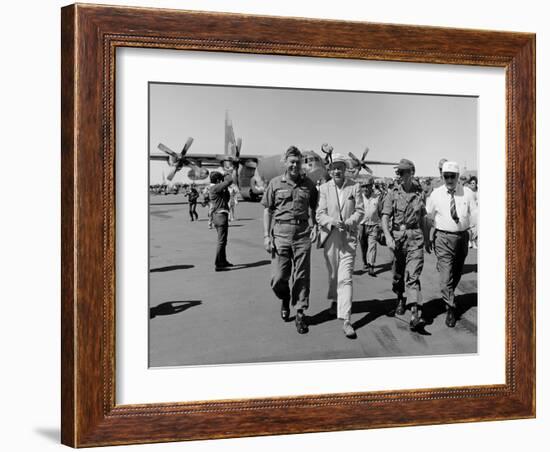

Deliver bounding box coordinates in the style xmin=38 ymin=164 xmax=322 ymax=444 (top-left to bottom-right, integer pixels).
xmin=396 ymin=170 xmax=411 ymax=176
xmin=443 ymin=173 xmax=458 ymax=180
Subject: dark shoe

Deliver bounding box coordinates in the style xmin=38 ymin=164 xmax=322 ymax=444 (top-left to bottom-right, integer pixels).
xmin=222 ymin=262 xmax=234 ymax=267
xmin=445 ymin=306 xmax=457 ymax=328
xmin=363 ymin=263 xmax=369 ymax=271
xmin=342 ymin=320 xmax=356 ymax=339
xmin=280 ymin=299 xmax=290 ymax=322
xmin=409 ymin=306 xmax=426 ymax=331
xmin=328 ymin=301 xmax=337 ymax=316
xmin=368 ymin=266 xmax=376 ymax=277
xmin=395 ymin=295 xmax=406 ymax=316
xmin=295 ymin=310 xmax=309 ymax=334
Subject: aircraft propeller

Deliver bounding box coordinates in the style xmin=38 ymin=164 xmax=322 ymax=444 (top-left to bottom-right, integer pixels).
xmin=157 ymin=137 xmax=195 ymax=181
xmin=348 ymin=147 xmax=373 ymax=174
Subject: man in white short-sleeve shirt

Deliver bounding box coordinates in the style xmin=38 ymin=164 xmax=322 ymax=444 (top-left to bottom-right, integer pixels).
xmin=426 ymin=161 xmax=477 ymax=328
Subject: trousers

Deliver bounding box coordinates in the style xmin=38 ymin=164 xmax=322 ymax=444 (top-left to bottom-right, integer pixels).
xmin=434 ymin=230 xmax=469 ymax=307
xmin=359 ymin=224 xmax=378 ymax=266
xmin=391 ymin=228 xmax=424 ymax=305
xmin=189 ymin=201 xmax=198 ymax=221
xmin=271 ymin=222 xmax=311 ymax=310
xmin=212 ymin=212 xmax=229 ymax=267
xmin=323 ymin=229 xmax=357 ymax=321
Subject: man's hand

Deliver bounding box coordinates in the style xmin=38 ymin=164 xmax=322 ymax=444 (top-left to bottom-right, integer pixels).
xmin=344 ymin=219 xmax=356 ymax=233
xmin=310 ymin=225 xmax=318 ymax=243
xmin=386 ymin=235 xmax=396 ymax=251
xmin=264 ymin=236 xmax=272 ymax=253
xmin=333 ymin=219 xmax=345 ymax=231
xmin=424 ymin=238 xmax=432 ymax=254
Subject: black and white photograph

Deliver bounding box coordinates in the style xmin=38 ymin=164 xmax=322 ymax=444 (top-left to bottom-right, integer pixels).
xmin=148 ymin=83 xmax=479 ymax=367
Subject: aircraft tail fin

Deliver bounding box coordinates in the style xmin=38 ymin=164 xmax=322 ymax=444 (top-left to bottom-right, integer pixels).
xmin=224 ymin=110 xmax=237 ymax=156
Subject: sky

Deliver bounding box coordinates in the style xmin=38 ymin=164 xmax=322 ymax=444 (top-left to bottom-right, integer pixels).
xmin=149 ymin=82 xmax=477 ymax=183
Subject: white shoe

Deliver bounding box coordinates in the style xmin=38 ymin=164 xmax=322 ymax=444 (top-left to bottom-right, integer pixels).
xmin=342 ymin=320 xmax=356 ymax=338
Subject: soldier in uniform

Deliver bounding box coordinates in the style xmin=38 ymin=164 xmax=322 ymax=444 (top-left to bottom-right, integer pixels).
xmin=262 ymin=146 xmax=318 ymax=334
xmin=185 ymin=184 xmax=200 ymax=221
xmin=381 ymin=159 xmax=431 ymax=330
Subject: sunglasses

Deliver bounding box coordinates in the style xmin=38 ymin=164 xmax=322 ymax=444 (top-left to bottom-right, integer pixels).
xmin=396 ymin=170 xmax=411 ymax=176
xmin=443 ymin=173 xmax=458 ymax=180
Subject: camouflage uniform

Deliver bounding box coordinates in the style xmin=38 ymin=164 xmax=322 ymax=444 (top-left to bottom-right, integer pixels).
xmin=261 ymin=174 xmax=318 ymax=310
xmin=382 ymin=183 xmax=426 ymax=305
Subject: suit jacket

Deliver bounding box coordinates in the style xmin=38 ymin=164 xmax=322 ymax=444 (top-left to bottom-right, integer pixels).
xmin=316 ymin=178 xmax=364 ymax=247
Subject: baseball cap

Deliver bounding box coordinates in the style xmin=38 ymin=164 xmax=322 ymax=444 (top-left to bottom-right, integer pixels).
xmin=442 ymin=161 xmax=460 ymax=174
xmin=330 ymin=153 xmax=348 ymax=166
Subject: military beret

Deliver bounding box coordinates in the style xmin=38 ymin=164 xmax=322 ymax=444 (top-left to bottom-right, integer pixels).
xmin=284 ymin=146 xmax=302 ymax=159
xmin=395 ymin=158 xmax=415 ymax=171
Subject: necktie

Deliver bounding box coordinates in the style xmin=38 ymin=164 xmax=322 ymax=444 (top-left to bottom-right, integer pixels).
xmin=448 ymin=188 xmax=459 ymax=223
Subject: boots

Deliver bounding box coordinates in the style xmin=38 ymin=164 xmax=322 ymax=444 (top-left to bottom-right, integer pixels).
xmin=409 ymin=304 xmax=426 ymax=331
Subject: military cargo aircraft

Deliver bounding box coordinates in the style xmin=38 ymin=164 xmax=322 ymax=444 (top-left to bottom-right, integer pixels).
xmin=150 ymin=112 xmax=399 ymax=200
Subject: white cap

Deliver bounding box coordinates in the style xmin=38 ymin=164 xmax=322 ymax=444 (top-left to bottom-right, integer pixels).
xmin=330 ymin=153 xmax=348 ymax=166
xmin=442 ymin=161 xmax=460 ymax=174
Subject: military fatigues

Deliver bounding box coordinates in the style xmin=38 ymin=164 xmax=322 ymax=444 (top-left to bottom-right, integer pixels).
xmin=382 ymin=184 xmax=426 ymax=304
xmin=261 ymin=174 xmax=318 ymax=310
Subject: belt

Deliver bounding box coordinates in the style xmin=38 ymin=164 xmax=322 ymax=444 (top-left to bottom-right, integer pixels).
xmin=436 ymin=229 xmax=468 ymax=235
xmin=275 ymin=219 xmax=308 ymax=225
xmin=393 ymin=224 xmax=419 ymax=231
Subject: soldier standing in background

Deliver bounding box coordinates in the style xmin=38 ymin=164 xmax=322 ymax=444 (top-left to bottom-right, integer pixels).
xmin=210 ymin=160 xmax=239 ymax=271
xmin=185 ymin=184 xmax=199 ymax=221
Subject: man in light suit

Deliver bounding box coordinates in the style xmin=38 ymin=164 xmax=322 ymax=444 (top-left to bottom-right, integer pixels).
xmin=316 ymin=154 xmax=364 ymax=338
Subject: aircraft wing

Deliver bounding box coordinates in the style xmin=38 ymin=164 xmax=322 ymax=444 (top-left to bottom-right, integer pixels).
xmin=149 ymin=153 xmax=260 ymax=167
xmin=150 ymin=153 xmax=171 ymax=161
xmin=364 ymin=160 xmax=400 ymax=166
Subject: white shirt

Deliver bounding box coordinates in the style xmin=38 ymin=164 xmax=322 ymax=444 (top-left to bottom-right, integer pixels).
xmin=361 ymin=194 xmax=380 ymax=225
xmin=334 ymin=184 xmax=346 ymax=208
xmin=426 ymin=184 xmax=477 ymax=232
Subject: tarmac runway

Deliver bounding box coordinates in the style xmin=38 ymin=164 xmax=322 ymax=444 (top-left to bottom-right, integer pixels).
xmin=149 ymin=194 xmax=478 ymax=367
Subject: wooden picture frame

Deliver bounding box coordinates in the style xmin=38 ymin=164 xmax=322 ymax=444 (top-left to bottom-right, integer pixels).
xmin=61 ymin=3 xmax=535 ymax=447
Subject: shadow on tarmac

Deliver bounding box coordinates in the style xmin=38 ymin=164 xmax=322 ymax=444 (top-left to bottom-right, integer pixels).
xmin=150 ymin=201 xmax=188 ymax=206
xmin=150 ymin=300 xmax=202 ymax=319
xmin=421 ymin=292 xmax=478 ymax=326
xmin=352 ymin=298 xmax=397 ymax=330
xmin=306 ymin=307 xmax=336 ymax=326
xmin=150 ymin=264 xmax=194 ymax=273
xmin=353 ymin=262 xmax=393 ymax=276
xmin=215 ymin=260 xmax=270 ymax=271
xmin=462 ymin=263 xmax=478 ymax=275
xmin=307 ymin=298 xmax=397 ymax=329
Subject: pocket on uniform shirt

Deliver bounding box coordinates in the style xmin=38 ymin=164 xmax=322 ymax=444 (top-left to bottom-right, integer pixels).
xmin=275 ymin=190 xmax=292 ymax=203
xmin=295 ymin=188 xmax=310 ymax=204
